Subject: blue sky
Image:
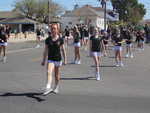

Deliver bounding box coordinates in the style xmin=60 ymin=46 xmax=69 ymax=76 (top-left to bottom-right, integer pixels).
xmin=0 ymin=0 xmax=149 ymax=19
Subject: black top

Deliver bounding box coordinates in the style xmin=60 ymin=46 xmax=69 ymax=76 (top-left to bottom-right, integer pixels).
xmin=125 ymin=31 xmax=133 ymax=44
xmin=74 ymin=32 xmax=80 ymax=43
xmin=45 ymin=37 xmax=64 ymax=61
xmin=83 ymin=29 xmax=89 ymax=37
xmin=112 ymin=33 xmax=123 ymax=46
xmin=0 ymin=30 xmax=7 ymax=43
xmin=102 ymin=36 xmax=109 ymax=45
xmin=36 ymin=29 xmax=41 ymax=36
xmin=90 ymin=35 xmax=103 ymax=52
xmin=65 ymin=28 xmax=70 ymax=37
xmin=136 ymin=32 xmax=144 ymax=41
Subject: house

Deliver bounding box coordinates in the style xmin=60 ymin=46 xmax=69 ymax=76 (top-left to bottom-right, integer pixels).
xmin=60 ymin=5 xmax=119 ymax=29
xmin=0 ymin=11 xmax=38 ymax=33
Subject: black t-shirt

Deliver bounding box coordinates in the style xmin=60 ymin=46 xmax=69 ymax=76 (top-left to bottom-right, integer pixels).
xmin=0 ymin=30 xmax=7 ymax=43
xmin=112 ymin=33 xmax=123 ymax=46
xmin=36 ymin=29 xmax=41 ymax=36
xmin=45 ymin=37 xmax=64 ymax=61
xmin=102 ymin=36 xmax=109 ymax=45
xmin=74 ymin=32 xmax=80 ymax=43
xmin=126 ymin=32 xmax=133 ymax=44
xmin=65 ymin=29 xmax=70 ymax=37
xmin=83 ymin=29 xmax=89 ymax=37
xmin=90 ymin=35 xmax=103 ymax=52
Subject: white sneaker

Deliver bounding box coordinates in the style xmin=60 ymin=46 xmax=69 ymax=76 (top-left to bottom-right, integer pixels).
xmin=115 ymin=63 xmax=119 ymax=67
xmin=42 ymin=88 xmax=53 ymax=96
xmin=130 ymin=54 xmax=134 ymax=58
xmin=119 ymin=62 xmax=124 ymax=67
xmin=3 ymin=56 xmax=7 ymax=63
xmin=95 ymin=72 xmax=101 ymax=81
xmin=76 ymin=60 xmax=81 ymax=64
xmin=53 ymin=85 xmax=59 ymax=94
xmin=35 ymin=44 xmax=40 ymax=48
xmin=125 ymin=54 xmax=129 ymax=58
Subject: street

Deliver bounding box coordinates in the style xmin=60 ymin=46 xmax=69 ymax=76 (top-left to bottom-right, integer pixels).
xmin=0 ymin=41 xmax=150 ymax=113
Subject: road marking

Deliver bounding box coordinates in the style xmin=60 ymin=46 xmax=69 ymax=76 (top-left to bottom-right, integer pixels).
xmin=7 ymin=47 xmax=41 ymax=54
xmin=31 ymin=57 xmax=41 ymax=62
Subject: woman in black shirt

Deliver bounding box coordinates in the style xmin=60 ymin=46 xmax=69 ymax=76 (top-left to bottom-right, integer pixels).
xmin=112 ymin=28 xmax=124 ymax=67
xmin=0 ymin=26 xmax=8 ymax=63
xmin=90 ymin=27 xmax=105 ymax=80
xmin=41 ymin=23 xmax=67 ymax=95
xmin=73 ymin=26 xmax=81 ymax=64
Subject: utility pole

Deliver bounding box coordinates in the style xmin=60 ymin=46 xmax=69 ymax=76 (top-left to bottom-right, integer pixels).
xmin=48 ymin=0 xmax=50 ymax=24
xmin=100 ymin=0 xmax=107 ymax=30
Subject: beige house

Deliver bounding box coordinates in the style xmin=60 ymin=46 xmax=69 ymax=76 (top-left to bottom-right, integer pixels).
xmin=60 ymin=5 xmax=118 ymax=29
xmin=0 ymin=11 xmax=38 ymax=33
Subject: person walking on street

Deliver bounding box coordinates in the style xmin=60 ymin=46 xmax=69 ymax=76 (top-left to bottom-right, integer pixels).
xmin=41 ymin=23 xmax=67 ymax=95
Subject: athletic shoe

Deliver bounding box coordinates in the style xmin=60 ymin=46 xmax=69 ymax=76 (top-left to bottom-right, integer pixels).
xmin=42 ymin=88 xmax=53 ymax=96
xmin=0 ymin=56 xmax=3 ymax=61
xmin=76 ymin=60 xmax=81 ymax=64
xmin=3 ymin=56 xmax=7 ymax=63
xmin=53 ymin=85 xmax=59 ymax=94
xmin=35 ymin=44 xmax=40 ymax=48
xmin=115 ymin=63 xmax=120 ymax=67
xmin=125 ymin=54 xmax=129 ymax=58
xmin=130 ymin=54 xmax=134 ymax=58
xmin=95 ymin=72 xmax=101 ymax=81
xmin=119 ymin=62 xmax=124 ymax=67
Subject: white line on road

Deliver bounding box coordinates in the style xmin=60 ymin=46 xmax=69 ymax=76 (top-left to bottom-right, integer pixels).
xmin=7 ymin=48 xmax=37 ymax=54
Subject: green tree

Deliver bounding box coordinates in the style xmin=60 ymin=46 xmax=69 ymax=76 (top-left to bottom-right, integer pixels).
xmin=14 ymin=0 xmax=64 ymax=23
xmin=111 ymin=0 xmax=146 ymax=23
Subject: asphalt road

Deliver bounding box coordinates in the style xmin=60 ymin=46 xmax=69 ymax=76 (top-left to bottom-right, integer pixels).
xmin=0 ymin=41 xmax=150 ymax=113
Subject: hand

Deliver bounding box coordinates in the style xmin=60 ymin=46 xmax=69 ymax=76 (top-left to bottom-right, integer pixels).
xmin=41 ymin=61 xmax=45 ymax=66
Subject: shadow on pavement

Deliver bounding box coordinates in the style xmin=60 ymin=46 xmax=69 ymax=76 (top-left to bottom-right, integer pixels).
xmin=0 ymin=92 xmax=45 ymax=102
xmin=61 ymin=77 xmax=95 ymax=80
xmin=91 ymin=65 xmax=116 ymax=67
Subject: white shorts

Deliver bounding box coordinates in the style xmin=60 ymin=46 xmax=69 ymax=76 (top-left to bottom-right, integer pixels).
xmin=48 ymin=60 xmax=62 ymax=67
xmin=74 ymin=42 xmax=81 ymax=47
xmin=92 ymin=52 xmax=103 ymax=57
xmin=139 ymin=40 xmax=144 ymax=44
xmin=114 ymin=46 xmax=123 ymax=51
xmin=0 ymin=42 xmax=8 ymax=46
xmin=84 ymin=37 xmax=89 ymax=40
xmin=126 ymin=43 xmax=132 ymax=47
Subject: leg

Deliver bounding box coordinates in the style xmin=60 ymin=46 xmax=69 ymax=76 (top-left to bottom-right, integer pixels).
xmin=53 ymin=66 xmax=61 ymax=93
xmin=42 ymin=63 xmax=54 ymax=95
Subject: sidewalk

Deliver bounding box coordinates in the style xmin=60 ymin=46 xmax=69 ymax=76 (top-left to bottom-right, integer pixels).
xmin=8 ymin=33 xmax=46 ymax=43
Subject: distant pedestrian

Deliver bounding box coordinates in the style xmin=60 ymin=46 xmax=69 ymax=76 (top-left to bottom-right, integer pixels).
xmin=73 ymin=26 xmax=81 ymax=64
xmin=0 ymin=25 xmax=8 ymax=63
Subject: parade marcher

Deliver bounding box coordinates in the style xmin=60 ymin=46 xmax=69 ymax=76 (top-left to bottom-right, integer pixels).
xmin=112 ymin=28 xmax=124 ymax=67
xmin=90 ymin=27 xmax=105 ymax=81
xmin=73 ymin=25 xmax=81 ymax=64
xmin=101 ymin=30 xmax=109 ymax=56
xmin=125 ymin=29 xmax=134 ymax=58
xmin=64 ymin=26 xmax=70 ymax=46
xmin=83 ymin=25 xmax=90 ymax=50
xmin=35 ymin=28 xmax=41 ymax=48
xmin=135 ymin=30 xmax=145 ymax=50
xmin=41 ymin=23 xmax=67 ymax=95
xmin=0 ymin=25 xmax=8 ymax=63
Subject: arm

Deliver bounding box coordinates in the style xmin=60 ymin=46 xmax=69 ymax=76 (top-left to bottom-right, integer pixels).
xmin=41 ymin=45 xmax=48 ymax=66
xmin=61 ymin=44 xmax=67 ymax=65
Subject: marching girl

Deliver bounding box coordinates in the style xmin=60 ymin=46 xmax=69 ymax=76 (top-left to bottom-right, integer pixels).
xmin=0 ymin=26 xmax=8 ymax=63
xmin=90 ymin=27 xmax=105 ymax=81
xmin=73 ymin=26 xmax=81 ymax=64
xmin=125 ymin=29 xmax=134 ymax=58
xmin=83 ymin=25 xmax=90 ymax=50
xmin=112 ymin=28 xmax=124 ymax=67
xmin=135 ymin=30 xmax=145 ymax=50
xmin=101 ymin=30 xmax=110 ymax=56
xmin=41 ymin=23 xmax=67 ymax=95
